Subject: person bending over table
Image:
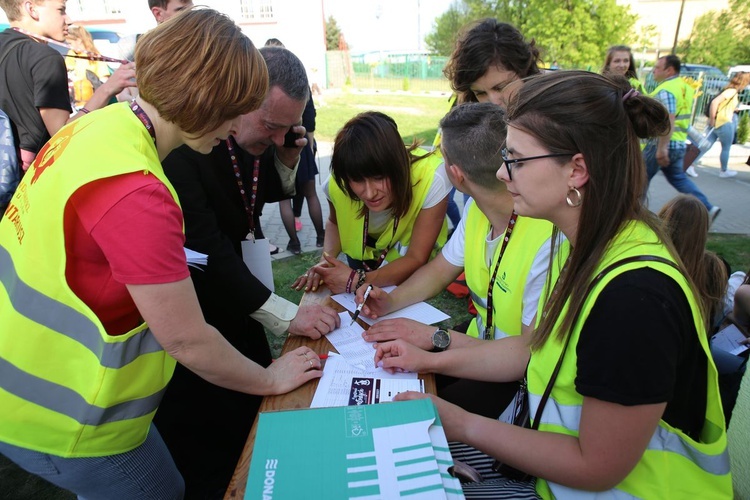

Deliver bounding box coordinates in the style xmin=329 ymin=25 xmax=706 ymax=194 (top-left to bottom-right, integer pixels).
xmin=376 ymin=72 xmax=731 ymax=498
xmin=293 ymin=111 xmax=450 ymax=295
xmin=0 ymin=9 xmax=323 ymax=499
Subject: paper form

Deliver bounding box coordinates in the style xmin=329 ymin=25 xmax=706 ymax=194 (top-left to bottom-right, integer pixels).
xmin=326 ymin=312 xmax=382 ymax=371
xmin=331 ymin=286 xmax=450 ymax=326
xmin=311 ymin=352 xmax=420 ymax=408
xmin=711 ymin=324 xmax=749 ymax=355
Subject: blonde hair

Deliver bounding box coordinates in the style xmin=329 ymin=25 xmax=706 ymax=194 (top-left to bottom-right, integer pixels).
xmin=66 ymin=26 xmax=98 ymax=54
xmin=135 ymin=7 xmax=268 ymax=137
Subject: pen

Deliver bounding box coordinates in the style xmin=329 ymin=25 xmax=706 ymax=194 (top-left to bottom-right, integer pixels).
xmin=350 ymin=284 xmax=373 ymax=326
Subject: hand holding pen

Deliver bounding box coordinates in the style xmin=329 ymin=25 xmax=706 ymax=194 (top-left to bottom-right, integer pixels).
xmin=350 ymin=284 xmax=373 ymax=326
xmin=354 ymin=284 xmax=392 ymax=319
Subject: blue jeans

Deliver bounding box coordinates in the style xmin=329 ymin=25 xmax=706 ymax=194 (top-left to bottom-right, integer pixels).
xmin=446 ymin=186 xmax=461 ymax=228
xmin=644 ymin=143 xmax=714 ymax=210
xmin=0 ymin=425 xmax=184 ymax=499
xmin=694 ymin=122 xmax=736 ymax=171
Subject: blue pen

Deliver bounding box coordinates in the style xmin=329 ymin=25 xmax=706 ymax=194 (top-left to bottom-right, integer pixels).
xmin=350 ymin=284 xmax=373 ymax=326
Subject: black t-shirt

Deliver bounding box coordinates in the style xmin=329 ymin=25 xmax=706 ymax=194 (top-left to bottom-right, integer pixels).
xmin=576 ymin=268 xmax=707 ymax=440
xmin=0 ymin=29 xmax=71 ymax=154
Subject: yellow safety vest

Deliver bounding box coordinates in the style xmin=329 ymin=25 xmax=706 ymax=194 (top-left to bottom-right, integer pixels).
xmin=0 ymin=102 xmax=180 ymax=457
xmin=651 ymin=77 xmax=695 ymax=143
xmin=529 ymin=221 xmax=731 ymax=499
xmin=463 ymin=200 xmax=552 ymax=339
xmin=329 ymin=149 xmax=447 ymax=264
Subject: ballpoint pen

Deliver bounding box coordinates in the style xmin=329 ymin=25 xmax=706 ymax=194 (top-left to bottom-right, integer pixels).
xmin=350 ymin=284 xmax=373 ymax=326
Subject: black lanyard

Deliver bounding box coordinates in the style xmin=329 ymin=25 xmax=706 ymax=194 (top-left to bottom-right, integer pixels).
xmin=130 ymin=101 xmax=156 ymax=146
xmin=226 ymin=139 xmax=260 ymax=237
xmin=361 ymin=211 xmax=399 ymax=272
xmin=484 ymin=211 xmax=519 ymax=339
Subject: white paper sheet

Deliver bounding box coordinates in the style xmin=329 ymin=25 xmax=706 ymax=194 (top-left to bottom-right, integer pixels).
xmin=240 ymin=237 xmax=274 ymax=292
xmin=311 ymin=352 xmax=420 ymax=408
xmin=325 ymin=312 xmax=382 ymax=371
xmin=331 ymin=286 xmax=450 ymax=326
xmin=711 ymin=324 xmax=749 ymax=356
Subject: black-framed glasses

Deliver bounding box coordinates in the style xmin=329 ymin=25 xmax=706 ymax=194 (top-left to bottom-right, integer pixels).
xmin=500 ymin=148 xmax=575 ymax=180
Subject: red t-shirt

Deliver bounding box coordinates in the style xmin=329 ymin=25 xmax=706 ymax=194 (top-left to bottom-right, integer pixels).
xmin=64 ymin=172 xmax=189 ymax=336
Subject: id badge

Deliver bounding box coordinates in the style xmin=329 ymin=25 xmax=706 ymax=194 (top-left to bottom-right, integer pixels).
xmin=240 ymin=237 xmax=275 ymax=292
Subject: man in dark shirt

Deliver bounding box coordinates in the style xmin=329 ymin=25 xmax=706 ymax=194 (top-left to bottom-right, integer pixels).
xmin=0 ymin=0 xmax=135 ymax=169
xmin=156 ymin=46 xmax=340 ymax=499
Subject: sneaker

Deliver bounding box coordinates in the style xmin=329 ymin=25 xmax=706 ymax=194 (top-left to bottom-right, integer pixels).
xmin=269 ymin=244 xmax=280 ymax=255
xmin=685 ymin=166 xmax=698 ymax=178
xmin=294 ymin=217 xmax=303 ymax=232
xmin=719 ymin=170 xmax=738 ymax=178
xmin=709 ymin=206 xmax=721 ymax=225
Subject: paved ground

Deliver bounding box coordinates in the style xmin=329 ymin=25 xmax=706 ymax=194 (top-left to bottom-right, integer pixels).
xmin=262 ymin=141 xmax=750 ymax=260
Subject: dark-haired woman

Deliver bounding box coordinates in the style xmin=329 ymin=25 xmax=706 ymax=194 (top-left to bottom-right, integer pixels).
xmin=293 ymin=111 xmax=449 ymax=294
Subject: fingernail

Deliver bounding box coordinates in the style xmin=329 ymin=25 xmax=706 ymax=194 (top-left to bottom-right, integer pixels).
xmin=312 ymin=286 xmax=317 ymax=291
xmin=376 ymin=361 xmax=383 ymax=368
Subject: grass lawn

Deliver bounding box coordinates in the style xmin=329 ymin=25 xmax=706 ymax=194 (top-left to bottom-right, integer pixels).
xmin=315 ymin=90 xmax=451 ymax=146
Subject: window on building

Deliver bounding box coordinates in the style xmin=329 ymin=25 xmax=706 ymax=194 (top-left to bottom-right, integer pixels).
xmin=239 ymin=0 xmax=275 ymax=21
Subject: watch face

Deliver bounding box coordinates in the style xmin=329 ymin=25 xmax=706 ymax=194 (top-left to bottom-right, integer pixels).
xmin=433 ymin=329 xmax=450 ymax=349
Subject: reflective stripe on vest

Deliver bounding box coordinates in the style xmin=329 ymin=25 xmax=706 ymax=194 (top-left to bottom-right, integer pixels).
xmin=0 ymin=246 xmax=165 ymax=368
xmin=469 ymin=290 xmax=507 ymax=340
xmin=0 ymin=356 xmax=165 ymax=424
xmin=529 ymin=392 xmax=730 ymax=477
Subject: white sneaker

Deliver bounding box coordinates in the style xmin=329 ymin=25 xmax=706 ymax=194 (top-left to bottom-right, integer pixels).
xmin=719 ymin=170 xmax=738 ymax=178
xmin=709 ymin=206 xmax=721 ymax=225
xmin=685 ymin=166 xmax=698 ymax=177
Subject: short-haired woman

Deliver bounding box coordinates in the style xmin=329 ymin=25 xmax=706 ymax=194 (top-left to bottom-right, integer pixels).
xmin=0 ymin=8 xmax=323 ymax=498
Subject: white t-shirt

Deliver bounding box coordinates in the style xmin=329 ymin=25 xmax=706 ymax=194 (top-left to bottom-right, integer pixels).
xmin=322 ymin=162 xmax=451 ymax=235
xmin=442 ymin=199 xmax=552 ymax=327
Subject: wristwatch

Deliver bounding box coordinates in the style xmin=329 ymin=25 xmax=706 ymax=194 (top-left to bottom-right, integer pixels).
xmin=431 ymin=328 xmax=451 ymax=352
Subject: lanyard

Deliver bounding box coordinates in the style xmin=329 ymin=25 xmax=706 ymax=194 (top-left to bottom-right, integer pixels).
xmin=226 ymin=139 xmax=260 ymax=238
xmin=361 ymin=210 xmax=399 ymax=271
xmin=129 ymin=101 xmax=156 ymax=145
xmin=11 ymin=27 xmax=129 ymax=64
xmin=484 ymin=211 xmax=519 ymax=340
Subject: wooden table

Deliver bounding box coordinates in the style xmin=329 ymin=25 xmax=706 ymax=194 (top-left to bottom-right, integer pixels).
xmin=224 ymin=287 xmax=436 ymax=499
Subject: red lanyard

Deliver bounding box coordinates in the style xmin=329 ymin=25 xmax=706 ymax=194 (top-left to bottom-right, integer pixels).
xmin=130 ymin=101 xmax=156 ymax=145
xmin=361 ymin=211 xmax=399 ymax=271
xmin=484 ymin=211 xmax=519 ymax=340
xmin=226 ymin=139 xmax=260 ymax=237
xmin=11 ymin=27 xmax=129 ymax=64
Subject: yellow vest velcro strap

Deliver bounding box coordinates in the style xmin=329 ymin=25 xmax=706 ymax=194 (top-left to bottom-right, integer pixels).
xmin=649 ymin=426 xmax=730 ymax=476
xmin=469 ymin=290 xmax=487 ymax=310
xmin=0 ymin=247 xmax=164 ymax=368
xmin=0 ymin=357 xmax=166 ymax=424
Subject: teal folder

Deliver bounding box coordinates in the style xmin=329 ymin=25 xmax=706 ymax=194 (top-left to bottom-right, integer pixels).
xmin=246 ymin=399 xmax=464 ymax=499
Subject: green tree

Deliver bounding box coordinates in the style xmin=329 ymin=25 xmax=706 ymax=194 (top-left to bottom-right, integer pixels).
xmin=325 ymin=16 xmax=343 ymax=51
xmin=425 ymin=0 xmax=637 ymax=70
xmin=679 ymin=0 xmax=750 ymax=71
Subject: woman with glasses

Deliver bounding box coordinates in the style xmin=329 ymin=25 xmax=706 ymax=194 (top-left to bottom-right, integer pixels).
xmin=375 ymin=72 xmax=731 ymax=498
xmin=292 ymin=111 xmax=450 ymax=295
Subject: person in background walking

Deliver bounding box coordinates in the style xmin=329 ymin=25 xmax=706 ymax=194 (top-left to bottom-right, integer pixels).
xmin=694 ymin=72 xmax=750 ymax=179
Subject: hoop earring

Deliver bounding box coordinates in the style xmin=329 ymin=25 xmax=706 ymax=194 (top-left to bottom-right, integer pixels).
xmin=566 ymin=187 xmax=582 ymax=208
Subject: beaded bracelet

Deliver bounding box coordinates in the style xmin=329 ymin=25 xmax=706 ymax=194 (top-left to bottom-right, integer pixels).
xmin=345 ymin=269 xmax=357 ymax=293
xmin=356 ymin=269 xmax=367 ymax=291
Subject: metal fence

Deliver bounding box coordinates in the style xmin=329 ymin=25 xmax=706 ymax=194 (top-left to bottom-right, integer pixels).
xmin=325 ymin=51 xmax=451 ymax=93
xmin=325 ymin=51 xmax=749 ymax=129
